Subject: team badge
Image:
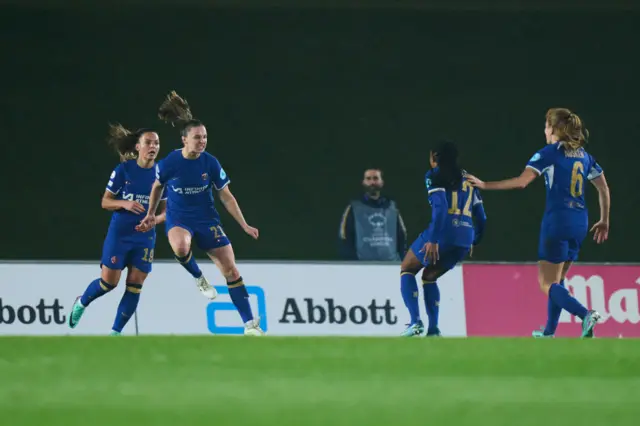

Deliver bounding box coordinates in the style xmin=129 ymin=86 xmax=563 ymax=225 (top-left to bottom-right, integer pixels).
xmin=202 ymin=173 xmax=208 ymax=181
xmin=111 ymin=256 xmax=117 ymax=264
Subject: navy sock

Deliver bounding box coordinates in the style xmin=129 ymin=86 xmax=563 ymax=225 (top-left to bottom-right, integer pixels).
xmin=175 ymin=251 xmax=202 ymax=279
xmin=422 ymin=280 xmax=440 ymax=333
xmin=549 ymin=282 xmax=588 ymax=320
xmin=112 ymin=283 xmax=142 ymax=333
xmin=400 ymin=273 xmax=420 ymax=324
xmin=80 ymin=278 xmax=115 ymax=307
xmin=543 ymin=279 xmax=565 ymax=335
xmin=228 ymin=277 xmax=254 ymax=323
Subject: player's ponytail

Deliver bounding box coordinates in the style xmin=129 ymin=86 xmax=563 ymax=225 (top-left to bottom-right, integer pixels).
xmin=158 ymin=90 xmax=203 ymax=137
xmin=432 ymin=141 xmax=463 ymax=190
xmin=546 ymin=108 xmax=589 ymax=150
xmin=106 ymin=124 xmax=156 ymax=162
xmin=107 ymin=123 xmax=140 ymax=162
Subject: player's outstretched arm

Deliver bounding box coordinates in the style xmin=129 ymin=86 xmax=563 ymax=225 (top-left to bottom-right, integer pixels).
xmin=589 ymin=173 xmax=610 ymax=244
xmin=467 ymin=168 xmax=537 ymax=191
xmin=218 ymin=186 xmax=259 ymax=240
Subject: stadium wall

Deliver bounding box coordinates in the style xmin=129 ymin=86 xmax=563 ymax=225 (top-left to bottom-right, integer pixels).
xmin=1 ymin=262 xmax=638 ymax=337
xmin=1 ymin=5 xmax=638 ymax=262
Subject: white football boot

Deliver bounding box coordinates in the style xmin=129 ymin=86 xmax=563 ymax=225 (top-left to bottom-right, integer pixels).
xmin=195 ymin=275 xmax=217 ymax=299
xmin=244 ymin=317 xmax=265 ymax=336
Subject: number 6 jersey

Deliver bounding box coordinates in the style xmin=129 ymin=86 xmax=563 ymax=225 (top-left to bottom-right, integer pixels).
xmin=526 ymin=142 xmax=603 ymax=229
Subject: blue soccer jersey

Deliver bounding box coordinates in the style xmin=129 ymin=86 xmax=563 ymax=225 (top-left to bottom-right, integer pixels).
xmin=156 ymin=150 xmax=230 ymax=224
xmin=105 ymin=160 xmax=166 ymax=240
xmin=102 ymin=160 xmax=166 ymax=272
xmin=155 ymin=149 xmax=231 ymax=251
xmin=423 ymin=168 xmax=483 ymax=248
xmin=526 ymin=143 xmax=603 ymax=228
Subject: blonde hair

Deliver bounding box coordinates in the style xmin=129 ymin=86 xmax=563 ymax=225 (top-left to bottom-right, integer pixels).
xmin=546 ymin=108 xmax=589 ymax=150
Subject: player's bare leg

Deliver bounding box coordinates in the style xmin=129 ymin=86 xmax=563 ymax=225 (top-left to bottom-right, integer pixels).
xmin=208 ymin=245 xmax=264 ymax=335
xmin=169 ymin=226 xmax=216 ymax=299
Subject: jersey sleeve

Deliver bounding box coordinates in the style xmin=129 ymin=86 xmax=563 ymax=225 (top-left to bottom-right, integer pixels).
xmin=425 ymin=170 xmax=445 ymax=195
xmin=160 ymin=185 xmax=168 ymax=201
xmin=106 ymin=164 xmax=125 ymax=195
xmin=426 ymin=190 xmax=448 ymax=243
xmin=210 ymin=157 xmax=231 ymax=190
xmin=155 ymin=158 xmax=173 ymax=185
xmin=525 ymin=147 xmax=554 ymax=175
xmin=587 ymin=155 xmax=604 ymax=180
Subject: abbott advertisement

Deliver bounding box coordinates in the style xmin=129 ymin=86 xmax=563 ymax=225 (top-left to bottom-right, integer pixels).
xmin=0 ymin=262 xmax=468 ymax=337
xmin=1 ymin=262 xmax=638 ymax=337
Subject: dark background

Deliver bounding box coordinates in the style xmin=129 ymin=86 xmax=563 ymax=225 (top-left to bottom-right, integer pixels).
xmin=1 ymin=0 xmax=638 ymax=262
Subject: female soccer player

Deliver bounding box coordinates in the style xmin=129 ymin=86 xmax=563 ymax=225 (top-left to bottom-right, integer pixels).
xmin=138 ymin=91 xmax=264 ymax=336
xmin=400 ymin=141 xmax=487 ymax=337
xmin=68 ymin=124 xmax=166 ymax=335
xmin=467 ymin=108 xmax=610 ymax=338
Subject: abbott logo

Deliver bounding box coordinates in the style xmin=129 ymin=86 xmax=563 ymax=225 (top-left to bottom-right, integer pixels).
xmin=206 ymin=286 xmax=267 ymax=334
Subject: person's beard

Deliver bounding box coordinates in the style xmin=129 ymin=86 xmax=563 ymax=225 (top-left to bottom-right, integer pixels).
xmin=363 ymin=184 xmax=382 ymax=197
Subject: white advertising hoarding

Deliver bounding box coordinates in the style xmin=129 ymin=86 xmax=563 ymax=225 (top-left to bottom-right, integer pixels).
xmin=0 ymin=262 xmax=468 ymax=337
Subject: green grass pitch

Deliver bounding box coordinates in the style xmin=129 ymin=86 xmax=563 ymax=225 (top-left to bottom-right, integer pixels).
xmin=0 ymin=337 xmax=638 ymax=426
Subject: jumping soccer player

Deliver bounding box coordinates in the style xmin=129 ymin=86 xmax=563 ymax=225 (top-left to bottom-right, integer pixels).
xmin=138 ymin=91 xmax=264 ymax=336
xmin=68 ymin=124 xmax=166 ymax=335
xmin=467 ymin=108 xmax=610 ymax=338
xmin=400 ymin=141 xmax=487 ymax=337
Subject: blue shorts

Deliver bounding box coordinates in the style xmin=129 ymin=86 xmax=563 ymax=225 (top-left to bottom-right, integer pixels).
xmin=101 ymin=233 xmax=155 ymax=274
xmin=538 ymin=231 xmax=587 ymax=263
xmin=410 ymin=233 xmax=469 ymax=270
xmin=166 ymin=218 xmax=230 ymax=252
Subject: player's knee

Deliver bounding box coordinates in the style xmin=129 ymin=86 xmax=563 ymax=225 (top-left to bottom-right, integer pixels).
xmin=127 ymin=270 xmax=148 ymax=285
xmin=538 ymin=278 xmax=551 ymax=295
xmin=221 ymin=264 xmax=240 ymax=281
xmin=400 ymin=258 xmax=417 ymax=273
xmin=422 ymin=270 xmax=438 ymax=283
xmin=172 ymin=244 xmax=191 ymax=258
xmin=126 ymin=283 xmax=143 ymax=294
xmin=100 ymin=270 xmax=120 ymax=287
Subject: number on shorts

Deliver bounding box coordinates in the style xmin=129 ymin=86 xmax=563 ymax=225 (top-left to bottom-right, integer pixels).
xmin=142 ymin=248 xmax=154 ymax=262
xmin=209 ymin=225 xmax=226 ymax=239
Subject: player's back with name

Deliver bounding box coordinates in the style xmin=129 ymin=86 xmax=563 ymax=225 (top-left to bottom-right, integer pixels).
xmin=526 ymin=142 xmax=603 ymax=232
xmin=425 ymin=168 xmax=479 ymax=248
